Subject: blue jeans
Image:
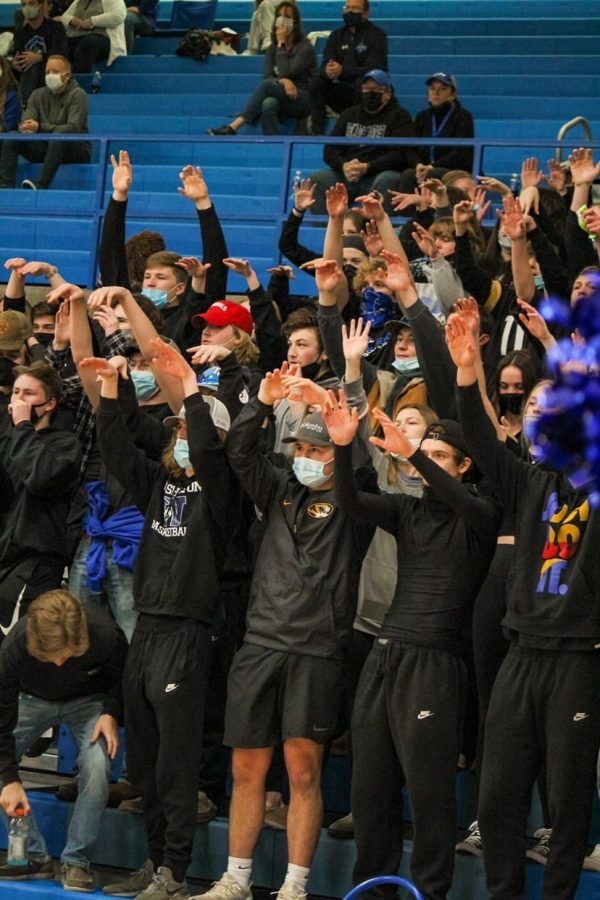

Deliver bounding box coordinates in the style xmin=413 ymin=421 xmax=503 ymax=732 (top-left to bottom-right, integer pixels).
xmin=124 ymin=9 xmax=154 ymax=53
xmin=69 ymin=538 xmax=137 ymax=642
xmin=310 ymin=166 xmax=401 ymax=215
xmin=3 ymin=693 xmax=111 ymax=867
xmin=240 ymin=78 xmax=310 ymax=135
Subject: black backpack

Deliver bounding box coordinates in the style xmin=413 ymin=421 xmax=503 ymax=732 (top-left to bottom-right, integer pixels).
xmin=176 ymin=28 xmax=214 ymax=61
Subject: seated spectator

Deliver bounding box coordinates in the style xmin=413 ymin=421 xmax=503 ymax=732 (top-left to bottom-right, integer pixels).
xmin=0 ymin=590 xmax=127 ymax=890
xmin=309 ymin=70 xmax=415 ymax=215
xmin=123 ymin=0 xmax=157 ymax=54
xmin=0 ymin=59 xmax=21 ymax=133
xmin=208 ymin=3 xmax=316 ymax=136
xmin=0 ymin=55 xmax=90 ymax=191
xmin=12 ymin=0 xmax=68 ymax=104
xmin=62 ymin=0 xmax=126 ymax=73
xmin=395 ymin=72 xmax=474 ymax=193
xmin=308 ymin=0 xmax=387 ymax=135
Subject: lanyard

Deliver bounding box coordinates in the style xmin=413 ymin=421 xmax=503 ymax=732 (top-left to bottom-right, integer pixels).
xmin=429 ymin=104 xmax=454 ymax=162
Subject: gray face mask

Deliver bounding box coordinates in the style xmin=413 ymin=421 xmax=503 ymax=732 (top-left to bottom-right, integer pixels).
xmin=498 ymin=232 xmax=512 ymax=250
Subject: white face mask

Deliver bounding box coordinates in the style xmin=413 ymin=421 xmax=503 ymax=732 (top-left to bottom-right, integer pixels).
xmin=275 ymin=15 xmax=294 ymax=30
xmin=45 ymin=72 xmax=64 ymax=91
xmin=22 ymin=3 xmax=40 ymax=18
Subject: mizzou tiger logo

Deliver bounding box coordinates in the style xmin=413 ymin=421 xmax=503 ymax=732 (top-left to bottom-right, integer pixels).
xmin=307 ymin=502 xmax=335 ymax=519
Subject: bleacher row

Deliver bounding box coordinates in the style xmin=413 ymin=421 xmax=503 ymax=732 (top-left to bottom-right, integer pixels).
xmin=0 ymin=0 xmax=599 ymax=293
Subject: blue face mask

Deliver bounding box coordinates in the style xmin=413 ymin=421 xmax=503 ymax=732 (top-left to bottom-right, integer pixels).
xmin=522 ymin=415 xmax=546 ymax=463
xmin=392 ymin=356 xmax=420 ymax=374
xmin=292 ymin=455 xmax=333 ymax=489
xmin=534 ymin=274 xmax=545 ymax=290
xmin=361 ymin=287 xmax=397 ymax=330
xmin=143 ymin=287 xmax=172 ymax=310
xmin=130 ymin=369 xmax=159 ymax=400
xmin=173 ymin=438 xmax=191 ymax=470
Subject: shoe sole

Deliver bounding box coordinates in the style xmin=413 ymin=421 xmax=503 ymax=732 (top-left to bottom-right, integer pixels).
xmin=525 ymin=851 xmax=548 ymax=865
xmin=62 ymin=884 xmax=94 ymax=892
xmin=455 ymin=844 xmax=483 ymax=856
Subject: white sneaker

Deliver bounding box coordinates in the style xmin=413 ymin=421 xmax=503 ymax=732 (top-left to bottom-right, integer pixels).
xmin=191 ymin=873 xmax=252 ymax=900
xmin=455 ymin=820 xmax=483 ymax=856
xmin=583 ymin=844 xmax=600 ymax=871
xmin=274 ymin=883 xmax=307 ymax=900
xmin=526 ymin=828 xmax=552 ymax=864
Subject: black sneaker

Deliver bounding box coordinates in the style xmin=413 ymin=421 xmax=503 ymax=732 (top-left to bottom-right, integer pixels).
xmin=207 ymin=125 xmax=235 ymax=136
xmin=0 ymin=856 xmax=55 ymax=880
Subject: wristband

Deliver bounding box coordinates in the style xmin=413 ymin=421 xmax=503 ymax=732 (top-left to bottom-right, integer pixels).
xmin=293 ymin=206 xmax=304 ymax=216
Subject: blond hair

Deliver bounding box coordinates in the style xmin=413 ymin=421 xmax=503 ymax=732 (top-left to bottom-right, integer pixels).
xmin=26 ymin=590 xmax=90 ymax=662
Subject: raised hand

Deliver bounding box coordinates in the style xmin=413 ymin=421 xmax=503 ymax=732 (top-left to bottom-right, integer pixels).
xmin=583 ymin=205 xmax=600 ymax=237
xmin=16 ymin=260 xmax=55 ymax=278
xmin=354 ymin=191 xmax=385 ymax=221
xmin=380 ymin=249 xmax=412 ymax=294
xmin=421 ymin=177 xmax=447 ymax=196
xmin=411 ymin=221 xmax=438 ymax=259
xmin=177 ymin=257 xmax=211 ymax=278
xmin=498 ymin=193 xmax=526 ymax=241
xmin=86 ymin=286 xmax=131 ymax=311
xmin=453 ymin=198 xmax=475 ymax=226
xmin=178 ymin=165 xmax=209 ymax=204
xmin=266 ymin=264 xmax=296 ymax=279
xmin=568 ymin=147 xmax=600 ymax=187
xmin=4 ymin=257 xmax=27 ymax=271
xmin=150 ymin=337 xmax=191 ymax=379
xmin=111 ymin=149 xmax=132 ymax=198
xmin=476 ymin=175 xmax=511 ymax=197
xmin=516 ymin=298 xmax=553 ymax=343
xmin=521 ymin=156 xmax=544 ymax=189
xmin=91 ymin=305 xmax=121 ymax=337
xmin=187 ymin=343 xmax=232 ymax=366
xmin=294 ymin=178 xmax=316 ymax=212
xmin=452 ymin=297 xmax=480 ymax=339
xmin=473 ymin=187 xmax=491 ymax=222
xmin=389 ymin=191 xmax=425 ymax=212
xmin=223 ymin=257 xmax=253 ymax=277
xmin=361 ymin=219 xmax=384 ymax=257
xmin=445 ymin=313 xmax=476 ymax=369
xmin=518 ymin=185 xmax=540 ymax=216
xmin=258 ymin=363 xmax=294 ymax=405
xmin=47 ymin=282 xmax=86 ymax=305
xmin=342 ymin=317 xmax=371 ymax=361
xmin=322 ymin=388 xmax=358 ymax=446
xmin=284 ymin=376 xmax=329 ymax=407
xmin=545 ymin=159 xmax=567 ymax=194
xmin=369 ymin=407 xmax=415 ymax=457
xmin=53 ymin=300 xmax=71 ymax=349
xmin=79 ymin=356 xmax=128 ymax=381
xmin=325 ymin=182 xmax=348 ymax=219
xmin=300 ymin=258 xmax=342 ymax=293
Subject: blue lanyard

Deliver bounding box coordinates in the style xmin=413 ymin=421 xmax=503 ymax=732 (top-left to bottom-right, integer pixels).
xmin=429 ymin=104 xmax=454 ymax=162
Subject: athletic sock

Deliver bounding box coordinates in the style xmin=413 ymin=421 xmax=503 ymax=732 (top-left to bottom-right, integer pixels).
xmin=284 ymin=863 xmax=309 ymax=891
xmin=227 ymin=857 xmax=253 ymax=889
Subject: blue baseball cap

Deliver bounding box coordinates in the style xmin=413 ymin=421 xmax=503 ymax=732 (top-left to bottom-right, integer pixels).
xmin=362 ymin=69 xmax=392 ymax=90
xmin=197 ymin=365 xmax=220 ymax=391
xmin=426 ymin=72 xmax=457 ymax=90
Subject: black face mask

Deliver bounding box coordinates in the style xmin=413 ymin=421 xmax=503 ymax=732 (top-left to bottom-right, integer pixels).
xmin=343 ymin=11 xmax=362 ymax=26
xmin=33 ymin=332 xmax=54 ymax=347
xmin=301 ymin=360 xmax=321 ymax=381
xmin=363 ymin=91 xmax=385 ymax=113
xmin=498 ymin=392 xmax=524 ymax=416
xmin=342 ymin=263 xmax=358 ymax=284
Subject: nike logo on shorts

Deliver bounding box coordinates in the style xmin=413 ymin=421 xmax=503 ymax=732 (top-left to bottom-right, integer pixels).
xmin=417 ymin=710 xmax=434 ymax=720
xmin=573 ymin=712 xmax=590 ymax=721
xmin=165 ymin=683 xmax=179 ymax=693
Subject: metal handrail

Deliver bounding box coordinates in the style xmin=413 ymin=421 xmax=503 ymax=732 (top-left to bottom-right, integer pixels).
xmin=555 ymin=117 xmax=593 ymax=162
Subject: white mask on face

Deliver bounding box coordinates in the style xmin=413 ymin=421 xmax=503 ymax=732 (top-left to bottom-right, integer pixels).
xmin=22 ymin=3 xmax=40 ymax=18
xmin=275 ymin=15 xmax=294 ymax=30
xmin=45 ymin=72 xmax=64 ymax=91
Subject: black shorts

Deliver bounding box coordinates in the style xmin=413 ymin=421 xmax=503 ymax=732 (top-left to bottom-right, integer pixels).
xmin=224 ymin=643 xmax=344 ymax=748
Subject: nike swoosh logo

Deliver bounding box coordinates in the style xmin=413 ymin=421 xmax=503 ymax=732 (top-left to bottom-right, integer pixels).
xmin=282 ymin=500 xmax=292 ymax=506
xmin=0 ymin=585 xmax=25 ymax=637
xmin=573 ymin=712 xmax=590 ymax=721
xmin=417 ymin=711 xmax=434 ymax=720
xmin=165 ymin=683 xmax=179 ymax=693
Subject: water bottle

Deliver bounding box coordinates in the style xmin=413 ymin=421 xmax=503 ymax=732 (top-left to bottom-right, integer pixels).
xmin=290 ymin=168 xmax=302 ymax=201
xmin=509 ymin=172 xmax=520 ymax=194
xmin=7 ymin=809 xmax=28 ymax=866
xmin=91 ymin=71 xmax=102 ymax=94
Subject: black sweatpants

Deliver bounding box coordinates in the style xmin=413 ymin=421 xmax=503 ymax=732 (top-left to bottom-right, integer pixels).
xmin=352 ymin=640 xmax=465 ymax=900
xmin=123 ymin=616 xmax=211 ymax=882
xmin=479 ymin=646 xmax=600 ymax=900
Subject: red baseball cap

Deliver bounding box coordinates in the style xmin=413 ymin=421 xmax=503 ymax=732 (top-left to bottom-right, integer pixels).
xmin=194 ymin=300 xmax=254 ymax=335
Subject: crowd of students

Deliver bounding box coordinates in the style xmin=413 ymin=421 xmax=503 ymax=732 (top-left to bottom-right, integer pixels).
xmin=0 ymin=144 xmax=599 ymax=900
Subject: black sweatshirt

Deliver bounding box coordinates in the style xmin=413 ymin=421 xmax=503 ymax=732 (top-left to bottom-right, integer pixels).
xmin=319 ymin=20 xmax=388 ymax=83
xmin=335 ymin=442 xmax=500 ymax=653
xmin=0 ymin=606 xmax=128 ymax=786
xmin=456 ymin=382 xmax=600 ymax=649
xmin=226 ymin=397 xmax=378 ymax=658
xmin=0 ymin=421 xmax=81 ymax=567
xmin=413 ymin=100 xmax=474 ymax=172
xmin=96 ymin=391 xmax=232 ymax=622
xmin=324 ymin=97 xmax=416 ymax=175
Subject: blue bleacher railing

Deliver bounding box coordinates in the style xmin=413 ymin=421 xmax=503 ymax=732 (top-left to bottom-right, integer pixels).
xmin=1 ymin=132 xmax=599 ymax=289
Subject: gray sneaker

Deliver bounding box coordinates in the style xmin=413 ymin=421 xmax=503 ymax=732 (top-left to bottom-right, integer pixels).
xmin=61 ymin=863 xmax=94 ymax=892
xmin=191 ymin=872 xmax=252 ymax=900
xmin=137 ymin=867 xmax=190 ymax=900
xmin=327 ymin=812 xmax=354 ymax=839
xmin=103 ymin=860 xmax=155 ymax=896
